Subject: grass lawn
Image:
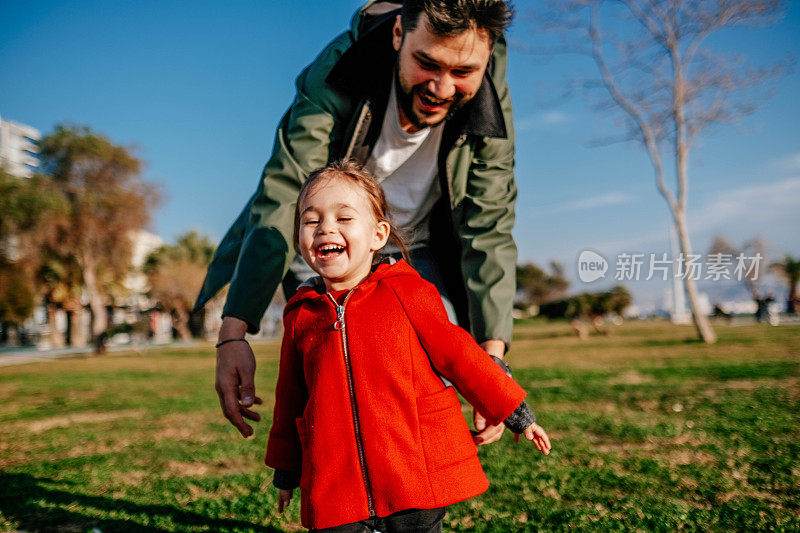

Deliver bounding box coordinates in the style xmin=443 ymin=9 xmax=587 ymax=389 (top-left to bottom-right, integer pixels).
xmin=1 ymin=320 xmax=798 ymax=532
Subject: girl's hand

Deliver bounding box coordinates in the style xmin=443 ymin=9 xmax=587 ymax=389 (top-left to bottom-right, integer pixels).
xmin=277 ymin=489 xmax=293 ymax=513
xmin=517 ymin=423 xmax=551 ymax=455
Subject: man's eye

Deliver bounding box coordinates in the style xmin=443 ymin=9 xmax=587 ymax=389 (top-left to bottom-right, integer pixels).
xmin=452 ymin=70 xmax=470 ymax=78
xmin=418 ymin=60 xmax=438 ymax=71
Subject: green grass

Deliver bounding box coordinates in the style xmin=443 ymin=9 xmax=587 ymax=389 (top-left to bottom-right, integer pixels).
xmin=1 ymin=321 xmax=798 ymax=532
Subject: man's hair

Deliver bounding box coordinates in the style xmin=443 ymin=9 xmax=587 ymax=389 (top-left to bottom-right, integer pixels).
xmin=401 ymin=0 xmax=514 ymax=44
xmin=293 ymin=160 xmax=409 ymax=263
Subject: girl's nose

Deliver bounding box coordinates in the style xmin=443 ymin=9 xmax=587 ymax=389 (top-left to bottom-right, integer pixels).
xmin=316 ymin=217 xmax=335 ymax=234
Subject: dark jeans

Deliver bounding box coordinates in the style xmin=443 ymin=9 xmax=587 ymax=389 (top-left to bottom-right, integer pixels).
xmin=310 ymin=507 xmax=446 ymax=533
xmin=388 ymin=247 xmax=457 ymax=324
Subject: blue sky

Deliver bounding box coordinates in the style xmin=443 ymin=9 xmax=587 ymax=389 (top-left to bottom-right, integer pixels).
xmin=2 ymin=1 xmax=798 ymax=308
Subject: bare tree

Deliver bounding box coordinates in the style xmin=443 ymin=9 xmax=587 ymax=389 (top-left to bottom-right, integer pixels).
xmin=709 ymin=234 xmax=767 ymax=301
xmin=533 ymin=0 xmax=785 ymax=343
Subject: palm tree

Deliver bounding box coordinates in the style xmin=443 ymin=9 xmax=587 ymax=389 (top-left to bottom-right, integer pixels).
xmin=770 ymin=255 xmax=800 ymax=314
xmin=144 ymin=231 xmax=215 ymax=341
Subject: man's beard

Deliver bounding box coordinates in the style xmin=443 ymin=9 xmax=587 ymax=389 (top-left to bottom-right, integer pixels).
xmin=394 ymin=64 xmax=465 ymax=130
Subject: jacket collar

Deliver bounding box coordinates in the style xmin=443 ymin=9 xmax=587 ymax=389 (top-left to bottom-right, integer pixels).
xmin=326 ymin=10 xmax=508 ymax=139
xmin=285 ymin=258 xmax=418 ymax=313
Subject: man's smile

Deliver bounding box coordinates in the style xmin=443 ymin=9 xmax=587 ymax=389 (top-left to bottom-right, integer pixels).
xmin=416 ymin=90 xmax=453 ymax=113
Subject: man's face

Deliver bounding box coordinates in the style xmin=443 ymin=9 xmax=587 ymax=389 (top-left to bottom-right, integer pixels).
xmin=392 ymin=14 xmax=493 ymax=132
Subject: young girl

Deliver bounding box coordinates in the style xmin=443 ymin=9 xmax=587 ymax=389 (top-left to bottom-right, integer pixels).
xmin=265 ymin=160 xmax=551 ymax=532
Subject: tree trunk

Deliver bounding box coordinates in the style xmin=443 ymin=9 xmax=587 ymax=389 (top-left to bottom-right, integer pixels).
xmin=788 ymin=281 xmax=799 ymax=314
xmin=670 ymin=46 xmax=716 ymax=345
xmin=674 ymin=213 xmax=717 ymax=344
xmin=5 ymin=323 xmax=19 ymax=347
xmin=81 ymin=259 xmax=107 ymax=340
xmin=172 ymin=307 xmax=193 ymax=341
xmin=46 ymin=301 xmax=65 ymax=348
xmin=68 ymin=307 xmax=87 ymax=347
xmin=88 ymin=294 xmax=107 ymax=339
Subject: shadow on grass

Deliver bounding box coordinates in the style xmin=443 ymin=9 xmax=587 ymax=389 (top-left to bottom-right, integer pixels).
xmin=0 ymin=472 xmax=282 ymax=533
xmin=637 ymin=338 xmax=705 ymax=347
xmin=512 ymin=329 xmax=579 ymax=341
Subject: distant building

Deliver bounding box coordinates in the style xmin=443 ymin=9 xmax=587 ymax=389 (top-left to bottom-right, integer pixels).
xmin=0 ymin=115 xmax=41 ymax=178
xmin=123 ymin=229 xmax=164 ymax=302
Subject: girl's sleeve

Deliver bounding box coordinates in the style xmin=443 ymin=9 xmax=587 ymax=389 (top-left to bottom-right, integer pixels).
xmin=265 ymin=311 xmax=307 ymax=473
xmin=387 ymin=277 xmax=528 ymax=427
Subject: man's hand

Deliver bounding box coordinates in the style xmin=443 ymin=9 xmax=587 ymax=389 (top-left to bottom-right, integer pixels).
xmin=472 ymin=411 xmax=505 ymax=445
xmin=215 ymin=316 xmax=262 ymax=438
xmin=472 ymin=339 xmax=508 ymax=446
xmin=277 ymin=489 xmax=293 ymax=513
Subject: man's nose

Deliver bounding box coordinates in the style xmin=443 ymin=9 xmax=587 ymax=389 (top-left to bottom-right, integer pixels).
xmin=426 ymin=74 xmax=455 ymax=100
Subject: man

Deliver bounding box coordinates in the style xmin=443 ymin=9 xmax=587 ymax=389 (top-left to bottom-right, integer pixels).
xmin=196 ymin=0 xmax=518 ymax=447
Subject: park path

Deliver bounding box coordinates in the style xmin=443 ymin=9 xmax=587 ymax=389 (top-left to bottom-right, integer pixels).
xmin=0 ymin=341 xmax=203 ymax=367
xmin=0 ymin=336 xmax=282 ymax=368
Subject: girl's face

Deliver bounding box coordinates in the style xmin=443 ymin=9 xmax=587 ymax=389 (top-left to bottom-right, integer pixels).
xmin=298 ymin=176 xmax=390 ymax=292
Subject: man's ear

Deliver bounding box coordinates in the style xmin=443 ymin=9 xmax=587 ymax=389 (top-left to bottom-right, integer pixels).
xmin=392 ymin=15 xmax=403 ymax=52
xmin=372 ymin=221 xmax=391 ymax=251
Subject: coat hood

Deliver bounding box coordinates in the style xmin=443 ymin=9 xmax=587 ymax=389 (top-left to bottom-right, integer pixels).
xmin=284 ymin=258 xmax=419 ymax=314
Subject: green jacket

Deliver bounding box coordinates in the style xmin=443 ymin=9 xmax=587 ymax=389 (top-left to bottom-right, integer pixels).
xmin=194 ymin=1 xmax=518 ymax=345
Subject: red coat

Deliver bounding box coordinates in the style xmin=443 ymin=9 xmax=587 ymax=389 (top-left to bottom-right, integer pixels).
xmin=265 ymin=260 xmax=526 ymax=530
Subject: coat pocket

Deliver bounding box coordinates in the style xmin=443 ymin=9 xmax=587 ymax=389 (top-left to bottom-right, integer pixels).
xmin=295 ymin=417 xmax=311 ymax=490
xmin=417 ymin=387 xmax=478 ymax=472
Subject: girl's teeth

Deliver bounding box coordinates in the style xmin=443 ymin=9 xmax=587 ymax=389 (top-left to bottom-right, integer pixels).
xmin=318 ymin=244 xmax=344 ymax=255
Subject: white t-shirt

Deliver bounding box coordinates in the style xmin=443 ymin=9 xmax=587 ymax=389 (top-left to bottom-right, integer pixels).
xmin=365 ymin=80 xmax=443 ymax=247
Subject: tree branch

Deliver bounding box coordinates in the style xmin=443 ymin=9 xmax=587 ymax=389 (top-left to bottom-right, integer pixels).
xmin=589 ymin=1 xmax=677 ymax=213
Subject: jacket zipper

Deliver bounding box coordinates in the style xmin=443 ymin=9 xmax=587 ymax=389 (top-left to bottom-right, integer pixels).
xmin=327 ymin=290 xmax=376 ymax=517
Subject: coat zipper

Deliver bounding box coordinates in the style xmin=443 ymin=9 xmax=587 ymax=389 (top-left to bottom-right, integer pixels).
xmin=327 ymin=290 xmax=376 ymax=517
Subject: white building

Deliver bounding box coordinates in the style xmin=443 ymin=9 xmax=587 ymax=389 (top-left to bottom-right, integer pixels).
xmin=0 ymin=115 xmax=41 ymax=178
xmin=123 ymin=229 xmax=165 ymax=297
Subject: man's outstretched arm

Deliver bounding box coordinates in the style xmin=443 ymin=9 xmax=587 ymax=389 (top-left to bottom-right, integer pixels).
xmin=207 ymin=30 xmax=355 ymax=432
xmin=215 ymin=316 xmax=262 ymax=438
xmin=460 ymin=37 xmax=518 ymax=445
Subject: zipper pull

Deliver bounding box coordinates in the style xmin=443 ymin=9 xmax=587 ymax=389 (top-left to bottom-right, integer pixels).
xmin=334 ymin=305 xmax=345 ymax=330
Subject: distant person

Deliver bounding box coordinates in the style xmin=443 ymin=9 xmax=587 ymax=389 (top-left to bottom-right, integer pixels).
xmin=265 ymin=161 xmax=551 ymax=531
xmin=755 ymin=293 xmax=775 ymax=323
xmin=197 ymin=0 xmax=521 ymax=447
xmin=712 ymin=303 xmax=732 ymax=322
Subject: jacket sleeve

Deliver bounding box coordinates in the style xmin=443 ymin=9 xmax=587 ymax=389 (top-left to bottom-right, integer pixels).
xmin=214 ymin=31 xmax=355 ymax=333
xmin=458 ymin=36 xmax=518 ymax=347
xmin=388 ymin=276 xmax=526 ymax=427
xmin=265 ymin=311 xmax=308 ymax=472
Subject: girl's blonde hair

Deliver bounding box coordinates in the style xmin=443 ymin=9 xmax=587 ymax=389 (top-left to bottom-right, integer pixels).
xmin=293 ymin=160 xmax=410 ymax=263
